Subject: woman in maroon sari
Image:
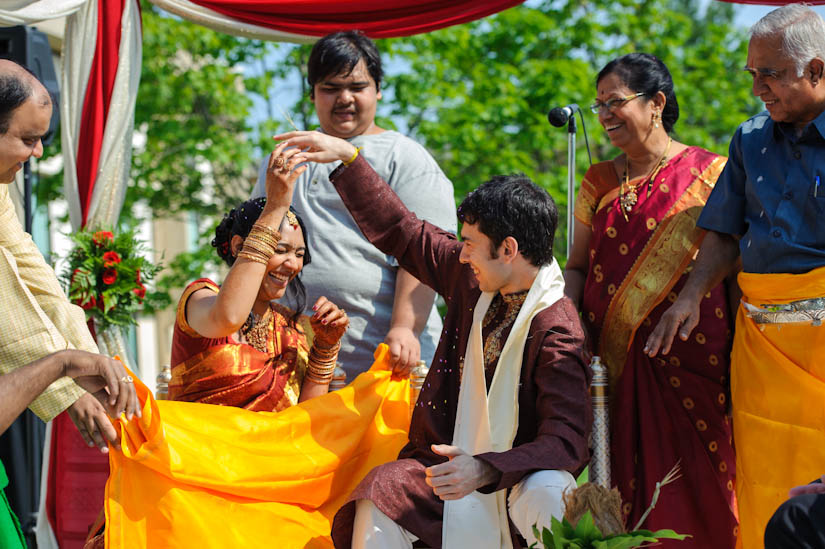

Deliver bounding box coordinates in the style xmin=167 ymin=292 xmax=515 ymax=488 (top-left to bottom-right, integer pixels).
xmin=564 ymin=53 xmax=737 ymax=547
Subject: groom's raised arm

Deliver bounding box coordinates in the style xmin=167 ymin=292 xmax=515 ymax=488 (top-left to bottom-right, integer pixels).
xmin=328 ymin=153 xmax=462 ymax=298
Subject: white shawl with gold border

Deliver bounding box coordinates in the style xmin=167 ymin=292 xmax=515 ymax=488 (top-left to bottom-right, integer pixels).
xmin=443 ymin=260 xmax=565 ymax=548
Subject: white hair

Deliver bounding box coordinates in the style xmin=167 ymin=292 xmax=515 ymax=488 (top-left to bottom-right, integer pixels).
xmin=750 ymin=3 xmax=825 ymax=77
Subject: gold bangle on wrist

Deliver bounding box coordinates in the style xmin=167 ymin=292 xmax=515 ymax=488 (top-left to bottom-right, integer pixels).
xmin=251 ymin=222 xmax=281 ymax=241
xmin=307 ymin=339 xmax=340 ymax=385
xmin=305 ymin=368 xmax=335 ymax=384
xmin=237 ymin=250 xmax=269 ymax=265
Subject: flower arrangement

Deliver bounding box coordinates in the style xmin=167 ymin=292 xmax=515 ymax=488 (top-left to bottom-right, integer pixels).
xmin=61 ymin=228 xmax=165 ymax=332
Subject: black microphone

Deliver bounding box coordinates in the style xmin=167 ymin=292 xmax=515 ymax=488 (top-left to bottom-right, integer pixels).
xmin=547 ymin=103 xmax=579 ymax=127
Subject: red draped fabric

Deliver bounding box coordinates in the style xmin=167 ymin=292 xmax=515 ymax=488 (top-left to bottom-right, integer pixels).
xmin=75 ymin=0 xmax=126 ymax=228
xmin=187 ymin=0 xmax=525 ymax=37
xmin=45 ymin=414 xmax=110 ymax=549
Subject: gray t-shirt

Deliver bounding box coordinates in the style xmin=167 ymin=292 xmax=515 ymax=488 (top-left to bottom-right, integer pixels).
xmin=253 ymin=130 xmax=457 ymax=379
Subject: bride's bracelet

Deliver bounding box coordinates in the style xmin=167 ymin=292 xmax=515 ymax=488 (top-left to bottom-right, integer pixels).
xmin=237 ymin=223 xmax=281 ymax=265
xmin=306 ymin=341 xmax=340 ymax=384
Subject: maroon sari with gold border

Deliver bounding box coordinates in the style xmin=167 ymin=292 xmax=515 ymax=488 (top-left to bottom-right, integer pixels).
xmin=169 ymin=278 xmax=308 ymax=412
xmin=577 ymin=147 xmax=737 ymax=547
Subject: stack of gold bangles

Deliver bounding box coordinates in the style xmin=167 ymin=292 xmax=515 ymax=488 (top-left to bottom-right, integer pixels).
xmin=237 ymin=222 xmax=282 ymax=264
xmin=306 ymin=340 xmax=340 ymax=384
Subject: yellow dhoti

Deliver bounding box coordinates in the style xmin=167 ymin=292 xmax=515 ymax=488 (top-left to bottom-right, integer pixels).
xmin=733 ymin=267 xmax=825 ymax=548
xmin=104 ymin=344 xmax=410 ymax=548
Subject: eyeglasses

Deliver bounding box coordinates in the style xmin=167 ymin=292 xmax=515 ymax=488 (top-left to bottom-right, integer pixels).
xmin=589 ymin=92 xmax=645 ymax=114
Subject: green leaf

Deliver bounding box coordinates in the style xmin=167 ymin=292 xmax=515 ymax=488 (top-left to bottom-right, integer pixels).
xmin=645 ymin=529 xmax=689 ymax=540
xmin=572 ymin=511 xmax=602 ymax=541
xmin=550 ymin=516 xmax=576 ymax=547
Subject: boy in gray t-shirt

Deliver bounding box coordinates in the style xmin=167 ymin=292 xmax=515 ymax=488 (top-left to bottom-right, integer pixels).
xmin=253 ymin=32 xmax=455 ymax=380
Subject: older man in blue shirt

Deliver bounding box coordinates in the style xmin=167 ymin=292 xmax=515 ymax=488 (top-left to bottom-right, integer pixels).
xmin=645 ymin=4 xmax=825 ymax=547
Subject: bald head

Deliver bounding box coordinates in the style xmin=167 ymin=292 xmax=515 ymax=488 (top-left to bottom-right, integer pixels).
xmin=0 ymin=59 xmax=53 ymax=183
xmin=0 ymin=59 xmax=50 ymax=135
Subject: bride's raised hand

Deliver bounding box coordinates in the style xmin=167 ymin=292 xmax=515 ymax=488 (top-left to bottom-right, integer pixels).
xmin=310 ymin=296 xmax=349 ymax=347
xmin=264 ymin=141 xmax=307 ymax=212
xmin=273 ymin=131 xmax=357 ymax=165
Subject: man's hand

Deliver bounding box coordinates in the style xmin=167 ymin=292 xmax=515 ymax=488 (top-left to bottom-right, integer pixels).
xmin=425 ymin=444 xmax=498 ymax=501
xmin=789 ymin=475 xmax=825 ymax=497
xmin=66 ymin=393 xmax=119 ymax=453
xmin=273 ymin=131 xmax=357 ymax=164
xmin=61 ymin=349 xmax=139 ymax=421
xmin=644 ymin=296 xmax=702 ymax=357
xmin=384 ymin=326 xmax=420 ymax=378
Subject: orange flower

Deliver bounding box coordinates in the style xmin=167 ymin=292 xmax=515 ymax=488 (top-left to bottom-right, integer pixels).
xmin=103 ymin=251 xmax=122 ymax=267
xmin=92 ymin=231 xmax=114 ymax=246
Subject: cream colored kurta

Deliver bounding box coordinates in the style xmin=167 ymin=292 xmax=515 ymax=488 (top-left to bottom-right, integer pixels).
xmin=0 ymin=185 xmax=97 ymax=420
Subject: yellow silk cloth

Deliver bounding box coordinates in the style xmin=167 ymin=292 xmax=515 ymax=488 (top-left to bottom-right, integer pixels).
xmin=104 ymin=344 xmax=410 ymax=549
xmin=732 ymin=267 xmax=825 ymax=548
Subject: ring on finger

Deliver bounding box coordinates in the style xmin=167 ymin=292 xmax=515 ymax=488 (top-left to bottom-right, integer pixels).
xmin=121 ymin=375 xmax=134 ymax=383
xmin=273 ymin=155 xmax=286 ymax=169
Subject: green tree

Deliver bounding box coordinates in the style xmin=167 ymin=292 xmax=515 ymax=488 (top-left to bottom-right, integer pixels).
xmin=379 ymin=0 xmax=760 ymax=257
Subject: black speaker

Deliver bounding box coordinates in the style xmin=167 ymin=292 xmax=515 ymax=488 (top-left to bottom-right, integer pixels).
xmin=0 ymin=25 xmax=60 ymax=145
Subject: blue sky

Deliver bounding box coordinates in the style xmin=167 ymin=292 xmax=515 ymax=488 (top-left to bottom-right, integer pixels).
xmin=736 ymin=3 xmax=825 ymax=26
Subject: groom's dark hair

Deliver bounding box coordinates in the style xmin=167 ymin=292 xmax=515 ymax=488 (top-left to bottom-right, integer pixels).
xmin=457 ymin=174 xmax=558 ymax=267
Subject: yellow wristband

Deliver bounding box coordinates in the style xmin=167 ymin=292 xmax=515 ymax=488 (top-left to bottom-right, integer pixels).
xmin=342 ymin=146 xmax=361 ymax=166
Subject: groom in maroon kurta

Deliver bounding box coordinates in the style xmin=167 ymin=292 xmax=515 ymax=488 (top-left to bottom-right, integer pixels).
xmin=275 ymin=132 xmax=592 ymax=548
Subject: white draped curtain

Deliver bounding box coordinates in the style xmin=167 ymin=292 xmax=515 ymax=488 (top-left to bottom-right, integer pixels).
xmin=0 ymin=0 xmax=141 ymax=232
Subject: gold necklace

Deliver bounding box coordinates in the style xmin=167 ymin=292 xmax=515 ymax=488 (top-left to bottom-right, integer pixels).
xmin=241 ymin=305 xmax=273 ymax=354
xmin=619 ymin=137 xmax=673 ymax=221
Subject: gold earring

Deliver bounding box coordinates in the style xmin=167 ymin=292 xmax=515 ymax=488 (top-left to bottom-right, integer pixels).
xmin=653 ymin=111 xmax=661 ymax=129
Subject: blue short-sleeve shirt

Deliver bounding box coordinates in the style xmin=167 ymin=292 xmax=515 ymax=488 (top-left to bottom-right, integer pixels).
xmin=697 ymin=109 xmax=825 ymax=274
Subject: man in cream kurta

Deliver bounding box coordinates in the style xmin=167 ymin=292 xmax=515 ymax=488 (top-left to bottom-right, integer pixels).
xmin=0 ymin=60 xmax=116 ymax=450
xmin=272 ymin=130 xmax=592 ymax=549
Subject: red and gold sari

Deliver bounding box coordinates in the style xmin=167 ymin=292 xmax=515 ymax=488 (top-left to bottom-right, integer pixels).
xmin=169 ymin=278 xmax=308 ymax=411
xmin=577 ymin=147 xmax=737 ymax=547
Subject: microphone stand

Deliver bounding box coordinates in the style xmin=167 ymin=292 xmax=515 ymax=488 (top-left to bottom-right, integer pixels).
xmin=565 ymin=114 xmax=576 ymax=260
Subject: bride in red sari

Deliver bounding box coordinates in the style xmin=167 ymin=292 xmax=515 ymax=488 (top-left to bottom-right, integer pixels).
xmin=564 ymin=53 xmax=737 ymax=548
xmin=170 ymin=141 xmax=348 ymax=409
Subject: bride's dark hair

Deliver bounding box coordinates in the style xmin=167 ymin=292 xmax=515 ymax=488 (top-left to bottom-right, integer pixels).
xmin=212 ymin=198 xmax=311 ymax=324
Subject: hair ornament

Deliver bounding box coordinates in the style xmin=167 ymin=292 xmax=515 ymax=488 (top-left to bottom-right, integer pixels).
xmin=285 ymin=210 xmax=299 ymax=229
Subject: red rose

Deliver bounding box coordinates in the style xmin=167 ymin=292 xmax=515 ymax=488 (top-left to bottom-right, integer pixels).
xmin=80 ymin=294 xmax=97 ymax=310
xmin=92 ymin=231 xmax=114 ymax=247
xmin=102 ymin=268 xmax=117 ymax=285
xmin=102 ymin=251 xmax=121 ymax=267
xmin=133 ymin=283 xmax=146 ymax=301
xmin=135 ymin=268 xmax=141 ymax=284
